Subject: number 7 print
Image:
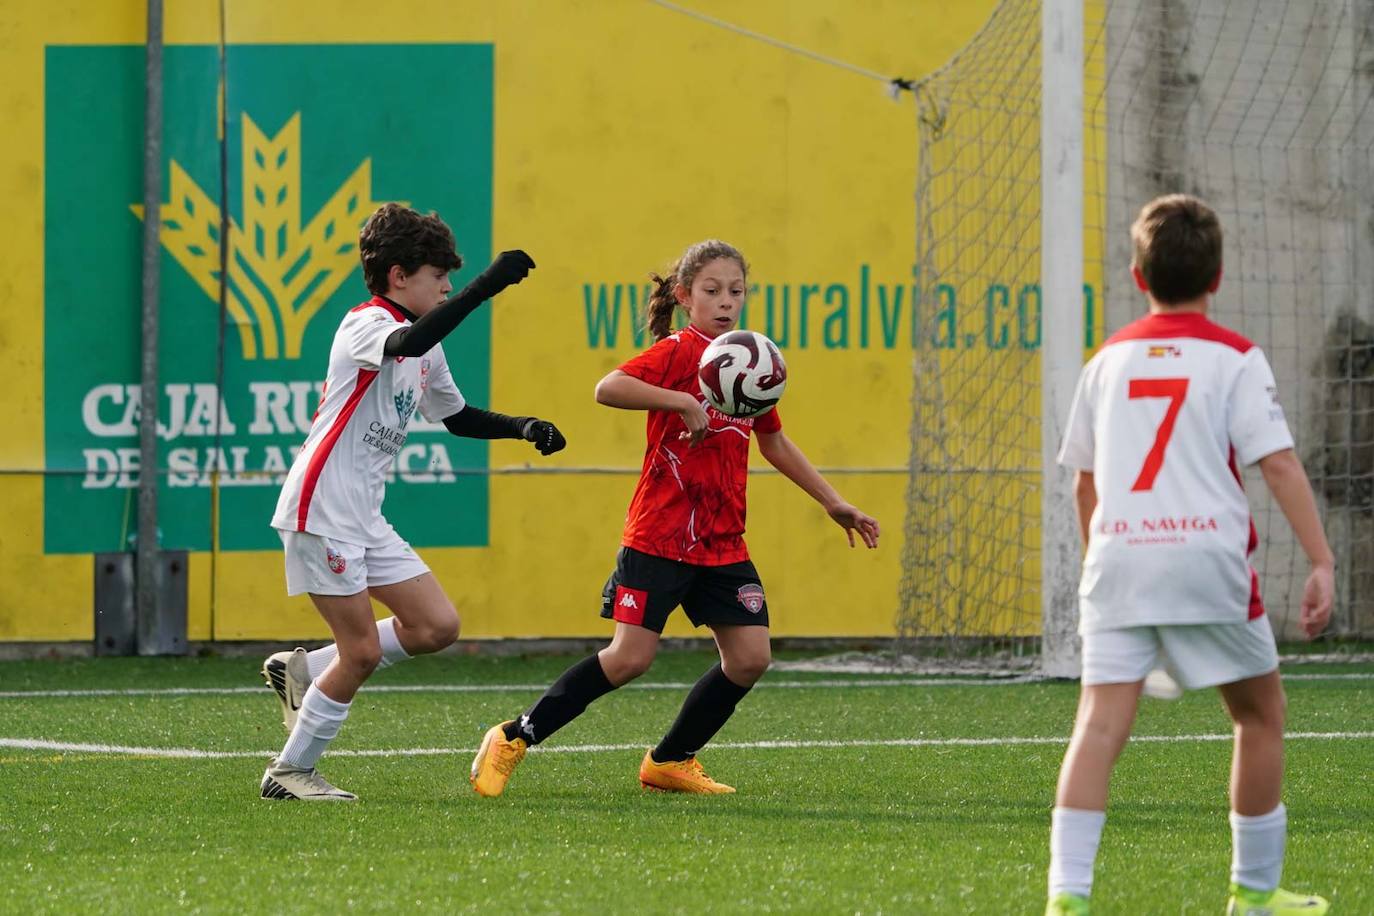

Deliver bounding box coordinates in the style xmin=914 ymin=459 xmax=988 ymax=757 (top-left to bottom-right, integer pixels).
xmin=1128 ymin=377 xmax=1189 ymax=491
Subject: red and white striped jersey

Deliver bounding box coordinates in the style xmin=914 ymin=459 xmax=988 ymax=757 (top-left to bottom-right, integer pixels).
xmin=1057 ymin=311 xmax=1294 ymax=632
xmin=271 ymin=296 xmax=466 ymax=547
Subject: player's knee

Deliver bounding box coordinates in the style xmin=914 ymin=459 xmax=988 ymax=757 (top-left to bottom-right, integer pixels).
xmin=423 ymin=612 xmax=460 ymax=652
xmin=602 ymin=649 xmax=654 ymax=684
xmin=1075 ymin=711 xmax=1131 ymax=750
xmin=725 ymin=652 xmax=771 ymax=686
xmin=1234 ymin=690 xmax=1286 ymax=732
xmin=398 ymin=605 xmax=460 ymax=655
xmin=340 ymin=642 xmax=383 ymax=677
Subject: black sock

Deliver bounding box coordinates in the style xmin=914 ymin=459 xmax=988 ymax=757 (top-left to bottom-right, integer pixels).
xmin=502 ymin=654 xmax=615 ymax=745
xmin=652 ymin=663 xmax=752 ymax=763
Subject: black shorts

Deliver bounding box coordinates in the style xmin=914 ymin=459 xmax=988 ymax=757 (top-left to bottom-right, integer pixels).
xmin=598 ymin=546 xmax=770 ymax=634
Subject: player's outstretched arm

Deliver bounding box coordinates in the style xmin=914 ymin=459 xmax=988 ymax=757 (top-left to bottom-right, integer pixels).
xmin=594 ymin=370 xmax=710 ymax=446
xmin=385 ymin=250 xmax=536 ymax=358
xmin=442 ymin=407 xmax=566 ymax=455
xmin=1258 ymin=447 xmax=1335 ymax=638
xmin=754 ymin=430 xmax=879 ymax=549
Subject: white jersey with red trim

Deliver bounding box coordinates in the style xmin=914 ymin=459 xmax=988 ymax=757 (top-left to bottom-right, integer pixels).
xmin=271 ymin=297 xmax=466 ymax=547
xmin=1057 ymin=311 xmax=1294 ymax=632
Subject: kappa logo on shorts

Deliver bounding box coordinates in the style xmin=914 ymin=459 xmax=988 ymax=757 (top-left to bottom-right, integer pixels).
xmin=612 ymin=585 xmax=648 ymax=626
xmin=737 ymin=583 xmax=765 ymax=614
xmin=326 ymin=549 xmax=347 ymax=575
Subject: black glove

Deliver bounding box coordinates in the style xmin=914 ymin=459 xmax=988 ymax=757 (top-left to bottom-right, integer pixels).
xmin=470 ymin=250 xmax=536 ymax=300
xmin=523 ymin=419 xmax=566 ymax=456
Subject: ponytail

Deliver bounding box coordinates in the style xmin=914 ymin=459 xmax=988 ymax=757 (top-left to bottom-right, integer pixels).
xmin=645 ymin=262 xmax=682 ymax=342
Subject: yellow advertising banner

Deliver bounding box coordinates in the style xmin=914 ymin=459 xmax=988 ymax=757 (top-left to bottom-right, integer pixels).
xmin=0 ymin=0 xmax=1058 ymax=642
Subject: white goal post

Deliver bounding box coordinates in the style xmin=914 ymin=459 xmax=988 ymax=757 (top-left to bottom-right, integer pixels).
xmin=1040 ymin=0 xmax=1086 ymax=678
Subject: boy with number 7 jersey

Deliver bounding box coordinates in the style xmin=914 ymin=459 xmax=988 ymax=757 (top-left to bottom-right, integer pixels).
xmin=1046 ymin=195 xmax=1333 ymax=916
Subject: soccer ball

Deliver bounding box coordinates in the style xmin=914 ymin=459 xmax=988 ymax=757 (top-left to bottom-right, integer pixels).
xmin=697 ymin=330 xmax=787 ymax=418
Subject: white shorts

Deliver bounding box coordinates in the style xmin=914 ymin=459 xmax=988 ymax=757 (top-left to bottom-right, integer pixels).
xmin=1081 ymin=616 xmax=1279 ymax=690
xmin=278 ymin=529 xmax=430 ymax=597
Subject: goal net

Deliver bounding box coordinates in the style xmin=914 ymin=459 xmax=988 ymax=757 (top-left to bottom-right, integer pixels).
xmin=895 ymin=0 xmax=1374 ymax=670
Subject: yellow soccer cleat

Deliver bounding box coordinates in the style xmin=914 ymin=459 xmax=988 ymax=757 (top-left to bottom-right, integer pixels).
xmin=1046 ymin=892 xmax=1090 ymax=915
xmin=1226 ymin=884 xmax=1329 ymax=915
xmin=638 ymin=749 xmax=735 ymax=794
xmin=469 ymin=721 xmax=527 ymax=797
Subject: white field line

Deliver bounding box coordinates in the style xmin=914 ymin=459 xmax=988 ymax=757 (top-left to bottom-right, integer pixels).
xmin=0 ymin=678 xmax=1029 ymax=699
xmin=0 ymin=671 xmax=1369 ymax=700
xmin=3 ymin=731 xmax=1373 ymax=761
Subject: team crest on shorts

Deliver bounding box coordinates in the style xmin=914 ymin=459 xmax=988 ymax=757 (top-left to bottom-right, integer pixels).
xmin=737 ymin=583 xmax=765 ymax=614
xmin=326 ymin=549 xmax=347 ymax=574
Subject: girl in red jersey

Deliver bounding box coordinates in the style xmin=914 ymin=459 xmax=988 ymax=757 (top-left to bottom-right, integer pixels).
xmin=470 ymin=239 xmax=880 ymax=796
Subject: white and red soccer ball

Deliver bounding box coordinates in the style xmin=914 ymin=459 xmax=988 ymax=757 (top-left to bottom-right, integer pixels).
xmin=697 ymin=330 xmax=787 ymax=419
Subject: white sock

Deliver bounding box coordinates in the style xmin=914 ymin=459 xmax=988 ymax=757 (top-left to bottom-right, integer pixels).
xmin=376 ymin=617 xmax=411 ymax=668
xmin=305 ymin=643 xmax=337 ymax=680
xmin=1049 ymin=807 xmax=1107 ymax=898
xmin=1231 ymin=803 xmax=1286 ymax=892
xmin=277 ymin=683 xmax=350 ymax=770
xmin=306 ymin=617 xmax=412 ymax=679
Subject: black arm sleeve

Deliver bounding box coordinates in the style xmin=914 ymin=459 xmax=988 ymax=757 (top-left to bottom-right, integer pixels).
xmin=442 ymin=406 xmax=534 ymax=440
xmin=383 ymin=283 xmax=490 ymax=359
xmin=383 ymin=250 xmax=534 ymax=359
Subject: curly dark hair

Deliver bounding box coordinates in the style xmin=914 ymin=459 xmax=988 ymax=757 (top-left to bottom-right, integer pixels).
xmin=359 ymin=203 xmax=464 ymax=295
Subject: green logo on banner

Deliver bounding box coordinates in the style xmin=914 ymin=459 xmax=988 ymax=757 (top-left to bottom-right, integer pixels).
xmin=133 ymin=112 xmax=385 ymax=361
xmin=44 ymin=44 xmax=494 ymax=553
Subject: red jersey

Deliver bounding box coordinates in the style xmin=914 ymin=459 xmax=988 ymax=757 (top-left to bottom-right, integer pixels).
xmin=618 ymin=324 xmax=783 ymax=565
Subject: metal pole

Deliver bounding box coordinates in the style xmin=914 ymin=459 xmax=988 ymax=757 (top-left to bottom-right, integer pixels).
xmin=211 ymin=0 xmax=230 ymax=642
xmin=136 ymin=0 xmax=164 ymax=655
xmin=1348 ymin=0 xmax=1374 ymax=637
xmin=1040 ymin=0 xmax=1085 ymax=678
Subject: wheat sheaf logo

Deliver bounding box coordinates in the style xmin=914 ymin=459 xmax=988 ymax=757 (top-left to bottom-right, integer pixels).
xmin=133 ymin=112 xmax=384 ymax=360
xmin=394 ymin=386 xmax=416 ymax=430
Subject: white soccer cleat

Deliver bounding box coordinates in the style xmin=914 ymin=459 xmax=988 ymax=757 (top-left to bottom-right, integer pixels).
xmin=262 ymin=647 xmax=311 ymax=731
xmin=259 ymin=763 xmax=357 ymax=801
xmin=1142 ymin=667 xmax=1183 ymax=701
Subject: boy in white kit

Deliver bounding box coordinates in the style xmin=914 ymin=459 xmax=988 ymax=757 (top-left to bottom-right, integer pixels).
xmin=1046 ymin=195 xmax=1334 ymax=915
xmin=259 ymin=203 xmax=565 ymax=801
